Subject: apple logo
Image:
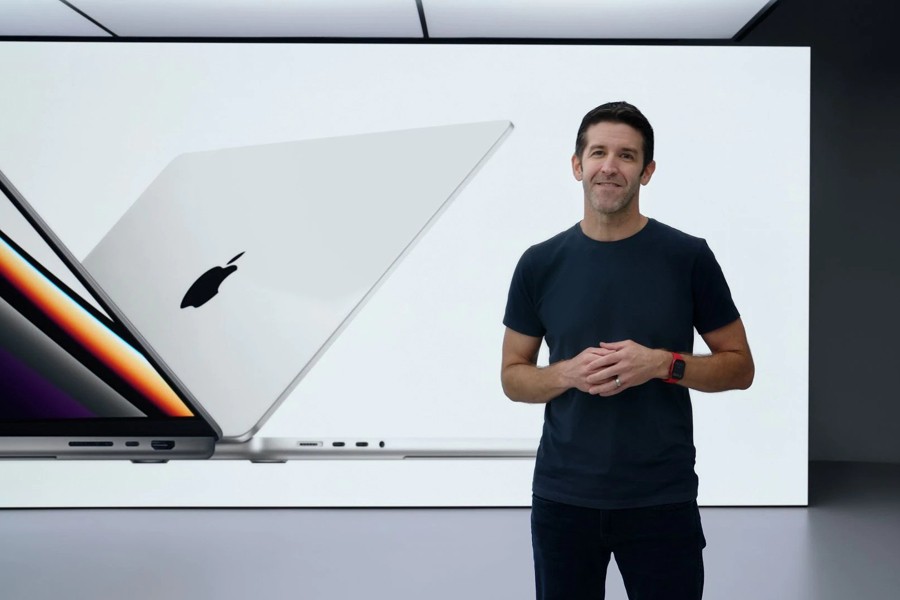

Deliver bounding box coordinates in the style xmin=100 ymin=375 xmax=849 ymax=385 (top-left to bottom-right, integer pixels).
xmin=180 ymin=252 xmax=245 ymax=309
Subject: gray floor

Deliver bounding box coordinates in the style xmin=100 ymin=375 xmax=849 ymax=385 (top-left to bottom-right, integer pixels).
xmin=1 ymin=461 xmax=898 ymax=600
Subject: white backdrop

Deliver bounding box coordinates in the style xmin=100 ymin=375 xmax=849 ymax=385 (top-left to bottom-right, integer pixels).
xmin=0 ymin=43 xmax=809 ymax=506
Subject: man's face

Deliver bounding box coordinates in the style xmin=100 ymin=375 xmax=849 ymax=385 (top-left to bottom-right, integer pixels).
xmin=572 ymin=121 xmax=656 ymax=217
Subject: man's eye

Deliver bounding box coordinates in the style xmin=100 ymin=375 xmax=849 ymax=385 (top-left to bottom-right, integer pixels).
xmin=621 ymin=154 xmax=634 ymax=160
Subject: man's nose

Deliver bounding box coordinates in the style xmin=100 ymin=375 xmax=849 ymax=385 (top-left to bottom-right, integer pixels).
xmin=599 ymin=157 xmax=618 ymax=174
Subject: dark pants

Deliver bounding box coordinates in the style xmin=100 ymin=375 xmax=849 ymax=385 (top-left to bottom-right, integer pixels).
xmin=531 ymin=494 xmax=706 ymax=600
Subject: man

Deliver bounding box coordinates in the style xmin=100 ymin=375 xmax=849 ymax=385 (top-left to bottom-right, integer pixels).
xmin=501 ymin=101 xmax=754 ymax=600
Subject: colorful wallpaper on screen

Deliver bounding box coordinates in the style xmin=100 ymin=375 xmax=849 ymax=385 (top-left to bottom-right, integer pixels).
xmin=0 ymin=233 xmax=193 ymax=418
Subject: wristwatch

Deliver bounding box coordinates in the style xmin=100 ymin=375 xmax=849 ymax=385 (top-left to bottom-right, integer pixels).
xmin=664 ymin=352 xmax=685 ymax=384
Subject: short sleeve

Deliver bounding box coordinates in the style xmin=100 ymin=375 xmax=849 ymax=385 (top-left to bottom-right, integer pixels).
xmin=503 ymin=249 xmax=546 ymax=338
xmin=691 ymin=240 xmax=740 ymax=334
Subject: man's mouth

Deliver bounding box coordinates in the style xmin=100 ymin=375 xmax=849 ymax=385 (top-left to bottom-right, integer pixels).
xmin=596 ymin=181 xmax=621 ymax=187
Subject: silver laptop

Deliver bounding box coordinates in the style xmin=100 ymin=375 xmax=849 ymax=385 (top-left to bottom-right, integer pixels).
xmin=84 ymin=121 xmax=536 ymax=461
xmin=1 ymin=162 xmax=530 ymax=462
xmin=1 ymin=169 xmax=217 ymax=460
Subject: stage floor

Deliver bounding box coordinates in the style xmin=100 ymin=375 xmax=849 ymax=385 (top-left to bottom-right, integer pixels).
xmin=2 ymin=461 xmax=898 ymax=600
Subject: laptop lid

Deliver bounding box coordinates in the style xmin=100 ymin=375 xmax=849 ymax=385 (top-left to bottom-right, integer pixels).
xmin=84 ymin=121 xmax=513 ymax=442
xmin=0 ymin=169 xmax=217 ymax=460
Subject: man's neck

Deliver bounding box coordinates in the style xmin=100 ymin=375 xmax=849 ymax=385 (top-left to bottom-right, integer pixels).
xmin=580 ymin=208 xmax=648 ymax=242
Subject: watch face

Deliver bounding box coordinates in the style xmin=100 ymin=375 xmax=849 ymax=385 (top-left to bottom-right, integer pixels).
xmin=672 ymin=359 xmax=686 ymax=380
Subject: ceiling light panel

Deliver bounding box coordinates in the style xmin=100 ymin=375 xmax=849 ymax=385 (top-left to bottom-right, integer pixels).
xmin=422 ymin=0 xmax=774 ymax=39
xmin=0 ymin=0 xmax=110 ymax=36
xmin=71 ymin=0 xmax=424 ymax=38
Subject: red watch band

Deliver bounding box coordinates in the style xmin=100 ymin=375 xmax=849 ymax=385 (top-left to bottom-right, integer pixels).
xmin=663 ymin=352 xmax=684 ymax=384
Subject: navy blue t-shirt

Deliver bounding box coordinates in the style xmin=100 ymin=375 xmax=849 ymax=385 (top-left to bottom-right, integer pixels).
xmin=503 ymin=219 xmax=739 ymax=509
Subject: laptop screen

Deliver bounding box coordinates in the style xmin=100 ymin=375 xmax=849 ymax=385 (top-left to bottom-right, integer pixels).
xmin=1 ymin=176 xmax=199 ymax=424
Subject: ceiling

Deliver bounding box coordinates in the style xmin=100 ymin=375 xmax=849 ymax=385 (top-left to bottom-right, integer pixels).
xmin=0 ymin=0 xmax=779 ymax=40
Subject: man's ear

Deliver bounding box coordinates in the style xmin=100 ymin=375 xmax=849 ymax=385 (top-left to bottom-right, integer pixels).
xmin=640 ymin=160 xmax=656 ymax=185
xmin=572 ymin=154 xmax=583 ymax=181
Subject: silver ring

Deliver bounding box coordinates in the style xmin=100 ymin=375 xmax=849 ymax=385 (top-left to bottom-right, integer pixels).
xmin=615 ymin=376 xmax=621 ymax=388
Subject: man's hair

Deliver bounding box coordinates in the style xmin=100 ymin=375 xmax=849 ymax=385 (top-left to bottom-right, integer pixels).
xmin=574 ymin=101 xmax=655 ymax=170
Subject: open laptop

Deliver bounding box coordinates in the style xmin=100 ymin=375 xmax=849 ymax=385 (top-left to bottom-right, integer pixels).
xmin=82 ymin=121 xmax=537 ymax=461
xmin=1 ymin=169 xmax=217 ymax=460
xmin=1 ymin=156 xmax=532 ymax=462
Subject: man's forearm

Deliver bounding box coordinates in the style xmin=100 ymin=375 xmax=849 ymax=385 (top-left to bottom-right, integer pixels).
xmin=502 ymin=361 xmax=570 ymax=404
xmin=653 ymin=349 xmax=754 ymax=393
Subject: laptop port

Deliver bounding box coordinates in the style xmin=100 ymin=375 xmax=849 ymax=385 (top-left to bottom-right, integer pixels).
xmin=68 ymin=441 xmax=113 ymax=447
xmin=151 ymin=440 xmax=175 ymax=450
xmin=355 ymin=442 xmax=368 ymax=447
xmin=332 ymin=441 xmax=345 ymax=447
xmin=297 ymin=441 xmax=322 ymax=447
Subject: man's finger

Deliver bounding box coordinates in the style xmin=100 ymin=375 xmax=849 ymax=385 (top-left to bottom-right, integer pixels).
xmin=585 ymin=354 xmax=617 ymax=371
xmin=599 ymin=341 xmax=628 ymax=350
xmin=587 ymin=347 xmax=615 ymax=357
xmin=589 ymin=366 xmax=619 ymax=383
xmin=588 ymin=376 xmax=614 ymax=392
xmin=591 ymin=381 xmax=624 ymax=396
xmin=586 ymin=371 xmax=615 ymax=385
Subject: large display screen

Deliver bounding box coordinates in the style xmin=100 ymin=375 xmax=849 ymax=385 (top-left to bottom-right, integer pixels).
xmin=0 ymin=193 xmax=194 ymax=421
xmin=0 ymin=42 xmax=808 ymax=507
